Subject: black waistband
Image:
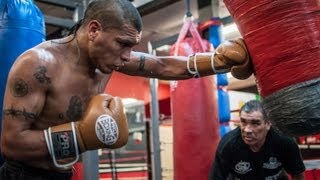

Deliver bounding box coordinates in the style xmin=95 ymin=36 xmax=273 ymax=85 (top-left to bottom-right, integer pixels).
xmin=4 ymin=161 xmax=73 ymax=178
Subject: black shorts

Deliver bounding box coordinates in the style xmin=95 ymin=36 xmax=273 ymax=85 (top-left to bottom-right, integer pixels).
xmin=0 ymin=161 xmax=73 ymax=180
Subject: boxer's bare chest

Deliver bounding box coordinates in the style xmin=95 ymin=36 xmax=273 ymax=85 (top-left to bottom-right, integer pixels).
xmin=33 ymin=68 xmax=111 ymax=129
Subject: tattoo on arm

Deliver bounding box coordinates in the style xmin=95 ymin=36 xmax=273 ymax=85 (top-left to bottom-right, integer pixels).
xmin=66 ymin=96 xmax=83 ymax=122
xmin=58 ymin=113 xmax=65 ymax=121
xmin=33 ymin=66 xmax=51 ymax=84
xmin=10 ymin=78 xmax=28 ymax=97
xmin=138 ymin=55 xmax=145 ymax=72
xmin=3 ymin=106 xmax=39 ymax=121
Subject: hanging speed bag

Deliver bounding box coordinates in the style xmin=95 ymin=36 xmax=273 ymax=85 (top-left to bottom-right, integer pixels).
xmin=224 ymin=0 xmax=320 ymax=136
xmin=170 ymin=20 xmax=220 ymax=180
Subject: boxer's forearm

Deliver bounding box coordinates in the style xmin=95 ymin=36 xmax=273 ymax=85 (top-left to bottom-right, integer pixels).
xmin=122 ymin=52 xmax=192 ymax=80
xmin=1 ymin=101 xmax=50 ymax=161
xmin=123 ymin=40 xmax=253 ymax=80
xmin=1 ymin=130 xmax=49 ymax=161
xmin=124 ymin=51 xmax=218 ymax=79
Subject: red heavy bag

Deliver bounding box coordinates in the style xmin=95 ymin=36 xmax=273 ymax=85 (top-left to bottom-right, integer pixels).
xmin=170 ymin=18 xmax=220 ymax=180
xmin=223 ymin=0 xmax=320 ymax=136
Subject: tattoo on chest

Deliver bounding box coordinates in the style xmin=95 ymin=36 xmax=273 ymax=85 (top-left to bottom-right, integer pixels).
xmin=3 ymin=106 xmax=38 ymax=121
xmin=66 ymin=96 xmax=83 ymax=121
xmin=10 ymin=78 xmax=28 ymax=97
xmin=33 ymin=66 xmax=51 ymax=84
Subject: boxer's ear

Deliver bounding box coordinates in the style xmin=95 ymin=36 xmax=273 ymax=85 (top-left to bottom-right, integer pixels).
xmin=88 ymin=20 xmax=102 ymax=41
xmin=265 ymin=120 xmax=271 ymax=130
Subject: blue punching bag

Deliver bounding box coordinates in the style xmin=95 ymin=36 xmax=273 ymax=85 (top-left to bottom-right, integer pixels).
xmin=0 ymin=0 xmax=45 ymax=164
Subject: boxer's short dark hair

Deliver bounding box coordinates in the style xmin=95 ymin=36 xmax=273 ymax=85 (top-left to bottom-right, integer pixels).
xmin=84 ymin=0 xmax=142 ymax=31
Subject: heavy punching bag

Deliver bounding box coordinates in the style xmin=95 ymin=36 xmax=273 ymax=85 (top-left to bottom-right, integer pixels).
xmin=170 ymin=17 xmax=220 ymax=180
xmin=0 ymin=0 xmax=45 ymax=164
xmin=223 ymin=0 xmax=320 ymax=136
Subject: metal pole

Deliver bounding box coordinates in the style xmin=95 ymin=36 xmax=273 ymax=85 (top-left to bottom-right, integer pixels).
xmin=111 ymin=150 xmax=118 ymax=180
xmin=82 ymin=150 xmax=99 ymax=180
xmin=148 ymin=42 xmax=162 ymax=180
xmin=145 ymin=121 xmax=153 ymax=179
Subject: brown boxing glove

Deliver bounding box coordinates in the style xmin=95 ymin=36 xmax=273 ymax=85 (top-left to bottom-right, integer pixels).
xmin=76 ymin=94 xmax=128 ymax=151
xmin=226 ymin=38 xmax=253 ymax=79
xmin=43 ymin=94 xmax=128 ymax=168
xmin=187 ymin=38 xmax=253 ymax=79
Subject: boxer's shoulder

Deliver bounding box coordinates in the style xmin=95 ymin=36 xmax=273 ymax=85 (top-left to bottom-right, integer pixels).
xmin=10 ymin=45 xmax=60 ymax=77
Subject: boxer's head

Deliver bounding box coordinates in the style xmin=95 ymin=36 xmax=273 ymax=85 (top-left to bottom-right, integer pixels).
xmin=72 ymin=0 xmax=143 ymax=74
xmin=239 ymin=100 xmax=271 ymax=152
xmin=83 ymin=0 xmax=142 ymax=32
xmin=72 ymin=0 xmax=143 ymax=34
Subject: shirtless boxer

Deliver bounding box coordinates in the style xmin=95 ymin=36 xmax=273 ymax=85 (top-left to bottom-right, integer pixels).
xmin=0 ymin=0 xmax=252 ymax=179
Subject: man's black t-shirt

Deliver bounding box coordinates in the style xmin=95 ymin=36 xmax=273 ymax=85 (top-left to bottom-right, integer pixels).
xmin=209 ymin=127 xmax=305 ymax=180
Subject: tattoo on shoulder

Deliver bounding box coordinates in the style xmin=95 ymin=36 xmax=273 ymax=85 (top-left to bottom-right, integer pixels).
xmin=3 ymin=106 xmax=39 ymax=121
xmin=33 ymin=66 xmax=51 ymax=84
xmin=10 ymin=78 xmax=28 ymax=97
xmin=138 ymin=55 xmax=146 ymax=72
xmin=66 ymin=96 xmax=83 ymax=121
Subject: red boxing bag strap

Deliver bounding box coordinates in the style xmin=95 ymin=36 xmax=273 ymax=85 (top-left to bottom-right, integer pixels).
xmin=174 ymin=17 xmax=206 ymax=56
xmin=188 ymin=20 xmax=206 ymax=52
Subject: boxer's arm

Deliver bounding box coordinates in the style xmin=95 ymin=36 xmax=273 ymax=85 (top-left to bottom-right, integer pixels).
xmin=120 ymin=38 xmax=252 ymax=80
xmin=1 ymin=52 xmax=49 ymax=161
xmin=120 ymin=51 xmax=191 ymax=80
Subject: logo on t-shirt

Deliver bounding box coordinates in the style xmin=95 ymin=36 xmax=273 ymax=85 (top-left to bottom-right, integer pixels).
xmin=263 ymin=157 xmax=282 ymax=169
xmin=265 ymin=169 xmax=282 ymax=180
xmin=234 ymin=161 xmax=252 ymax=174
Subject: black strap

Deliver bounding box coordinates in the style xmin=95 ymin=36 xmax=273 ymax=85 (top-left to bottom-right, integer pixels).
xmin=138 ymin=55 xmax=146 ymax=71
xmin=51 ymin=131 xmax=77 ymax=160
xmin=185 ymin=0 xmax=192 ymax=17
